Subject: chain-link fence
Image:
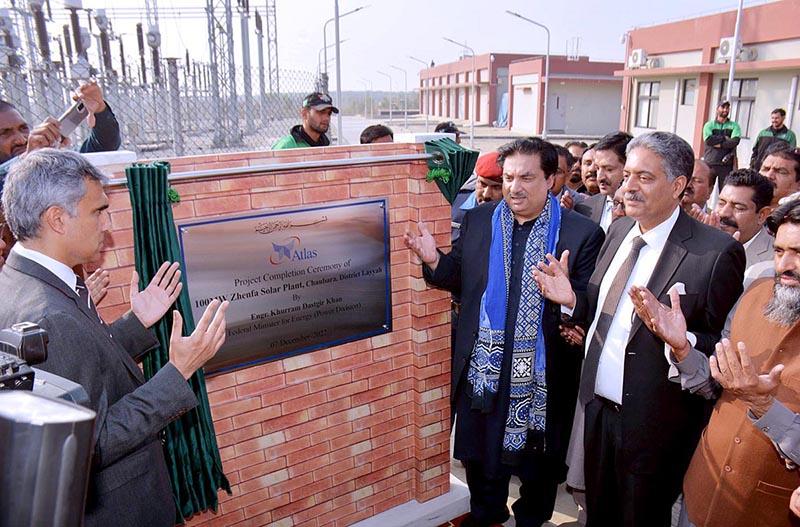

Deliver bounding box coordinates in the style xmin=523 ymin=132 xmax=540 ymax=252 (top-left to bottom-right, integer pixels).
xmin=0 ymin=61 xmax=319 ymax=159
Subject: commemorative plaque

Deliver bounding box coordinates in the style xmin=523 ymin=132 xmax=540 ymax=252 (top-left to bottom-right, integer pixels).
xmin=177 ymin=198 xmax=392 ymax=374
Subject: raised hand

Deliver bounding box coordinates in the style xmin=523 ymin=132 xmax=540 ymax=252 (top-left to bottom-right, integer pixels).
xmin=403 ymin=221 xmax=440 ymax=270
xmin=73 ymin=79 xmax=107 ymax=128
xmin=85 ymin=268 xmax=110 ymax=306
xmin=629 ymin=286 xmax=689 ymax=358
xmin=27 ymin=117 xmax=68 ymax=152
xmin=169 ymin=299 xmax=229 ymax=379
xmin=560 ymin=191 xmax=574 ymax=210
xmin=533 ymin=250 xmax=575 ymax=308
xmin=710 ymin=339 xmax=784 ymax=418
xmin=130 ymin=262 xmax=183 ymax=328
xmin=689 ymin=203 xmax=708 ymax=223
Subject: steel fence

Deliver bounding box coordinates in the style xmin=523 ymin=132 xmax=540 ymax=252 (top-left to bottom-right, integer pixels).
xmin=0 ymin=61 xmax=320 ymax=159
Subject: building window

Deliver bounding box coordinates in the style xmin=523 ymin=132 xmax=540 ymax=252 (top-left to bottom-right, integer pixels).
xmin=682 ymin=79 xmax=696 ymax=106
xmin=635 ymin=81 xmax=660 ymax=128
xmin=720 ymin=78 xmax=758 ymax=138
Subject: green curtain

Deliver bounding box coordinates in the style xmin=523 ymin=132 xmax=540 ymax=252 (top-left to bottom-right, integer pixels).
xmin=423 ymin=138 xmax=479 ymax=204
xmin=125 ymin=162 xmax=231 ymax=523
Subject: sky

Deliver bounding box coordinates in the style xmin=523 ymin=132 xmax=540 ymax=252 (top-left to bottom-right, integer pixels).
xmin=25 ymin=0 xmax=778 ymax=92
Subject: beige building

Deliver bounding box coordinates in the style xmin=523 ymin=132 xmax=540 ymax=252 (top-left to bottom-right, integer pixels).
xmin=620 ymin=0 xmax=800 ymax=166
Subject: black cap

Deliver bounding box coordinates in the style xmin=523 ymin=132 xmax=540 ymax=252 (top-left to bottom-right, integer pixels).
xmin=435 ymin=121 xmax=463 ymax=135
xmin=303 ymin=92 xmax=339 ymax=113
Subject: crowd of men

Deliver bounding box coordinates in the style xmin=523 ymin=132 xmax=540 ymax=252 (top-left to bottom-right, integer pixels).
xmin=3 ymin=86 xmax=800 ymax=527
xmin=405 ymin=100 xmax=800 ymax=527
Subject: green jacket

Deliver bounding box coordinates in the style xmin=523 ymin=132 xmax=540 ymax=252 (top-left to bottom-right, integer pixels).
xmin=271 ymin=124 xmax=330 ymax=150
xmin=270 ymin=134 xmax=310 ymax=150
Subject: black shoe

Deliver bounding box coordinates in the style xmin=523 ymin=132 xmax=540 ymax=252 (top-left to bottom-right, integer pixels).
xmin=459 ymin=510 xmax=510 ymax=527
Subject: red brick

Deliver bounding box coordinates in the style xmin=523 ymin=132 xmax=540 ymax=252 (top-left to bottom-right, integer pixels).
xmin=350 ymin=180 xmax=394 ymax=197
xmin=217 ymin=423 xmax=262 ymax=448
xmin=264 ymin=434 xmax=311 ymax=460
xmin=292 ymin=500 xmax=335 ymax=525
xmin=205 ymin=371 xmax=238 ymax=392
xmin=351 ymin=385 xmax=392 ymax=406
xmin=310 ymin=421 xmax=352 ymax=445
xmin=330 ymin=350 xmax=373 ymax=373
xmin=317 ymin=479 xmax=355 ymax=502
xmin=317 ymin=502 xmax=357 ymax=525
xmin=308 ymin=371 xmax=351 ymax=393
xmin=261 ymin=383 xmax=309 ymax=407
xmin=284 ymin=417 xmax=328 ymax=442
xmin=308 ymin=397 xmax=353 ymax=421
xmin=302 ymin=184 xmax=349 ymax=204
xmin=285 ymin=362 xmax=332 ymax=385
xmin=351 ymin=359 xmax=393 ymax=381
xmin=237 ymin=468 xmax=289 ymax=494
xmin=287 ymin=452 xmax=331 ymax=478
xmin=238 ymin=457 xmax=289 ymax=483
xmin=251 ymin=188 xmax=304 ymax=208
xmin=326 ymin=379 xmax=368 ymax=401
xmin=241 ymin=493 xmax=290 ymax=522
xmin=236 ymin=374 xmax=287 ymax=398
xmin=234 ymin=430 xmax=286 ymax=456
xmin=222 ymin=450 xmax=265 ymax=472
xmin=330 ymin=429 xmax=370 ymax=452
xmin=231 ymin=404 xmax=281 ymax=429
xmin=285 ymin=441 xmax=331 ymax=466
xmin=314 ymin=458 xmax=355 ymax=483
xmin=368 ymin=367 xmax=411 ymax=389
xmin=194 ymin=194 xmax=251 ymax=216
xmin=336 ymin=507 xmax=374 ymax=527
xmin=270 ymin=471 xmax=314 ymax=497
xmin=211 ymin=397 xmax=262 ymax=420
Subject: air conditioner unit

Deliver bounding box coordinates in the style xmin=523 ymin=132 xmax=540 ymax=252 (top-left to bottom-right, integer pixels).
xmin=647 ymin=57 xmax=663 ymax=69
xmin=628 ymin=48 xmax=647 ymax=69
xmin=717 ymin=37 xmax=742 ymax=62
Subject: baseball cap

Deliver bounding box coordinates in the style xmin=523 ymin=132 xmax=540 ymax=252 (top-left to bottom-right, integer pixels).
xmin=435 ymin=121 xmax=463 ymax=135
xmin=475 ymin=151 xmax=503 ymax=181
xmin=303 ymin=92 xmax=339 ymax=113
xmin=717 ymin=99 xmax=731 ymax=107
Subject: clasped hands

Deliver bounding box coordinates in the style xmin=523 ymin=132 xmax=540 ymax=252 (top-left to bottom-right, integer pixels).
xmin=629 ymin=285 xmax=782 ymax=417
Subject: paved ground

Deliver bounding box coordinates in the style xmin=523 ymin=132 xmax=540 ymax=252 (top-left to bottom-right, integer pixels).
xmin=335 ymin=113 xmax=600 ymax=153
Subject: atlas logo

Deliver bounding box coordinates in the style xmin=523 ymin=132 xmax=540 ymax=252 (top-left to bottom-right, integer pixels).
xmin=269 ymin=236 xmax=318 ymax=265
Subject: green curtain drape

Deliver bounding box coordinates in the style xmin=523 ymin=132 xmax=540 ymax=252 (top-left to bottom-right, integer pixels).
xmin=423 ymin=137 xmax=479 ymax=204
xmin=125 ymin=162 xmax=231 ymax=523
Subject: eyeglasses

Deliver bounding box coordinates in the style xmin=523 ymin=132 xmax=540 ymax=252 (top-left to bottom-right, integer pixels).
xmin=612 ymin=200 xmax=625 ymax=210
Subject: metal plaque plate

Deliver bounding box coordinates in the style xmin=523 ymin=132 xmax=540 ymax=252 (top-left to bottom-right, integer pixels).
xmin=178 ymin=198 xmax=392 ymax=375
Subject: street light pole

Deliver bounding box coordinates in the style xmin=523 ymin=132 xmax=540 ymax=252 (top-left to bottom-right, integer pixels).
xmin=507 ymin=10 xmax=550 ymax=139
xmin=377 ymin=70 xmax=392 ymax=123
xmin=409 ymin=55 xmax=430 ymax=132
xmin=361 ymin=77 xmax=373 ymax=117
xmin=322 ymin=5 xmax=367 ymax=77
xmin=443 ymin=37 xmax=475 ymax=148
xmin=390 ymin=65 xmax=407 ymax=129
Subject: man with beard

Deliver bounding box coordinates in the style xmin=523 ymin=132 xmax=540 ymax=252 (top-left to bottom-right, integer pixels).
xmin=682 ymin=160 xmax=714 ymax=214
xmin=751 ymin=108 xmax=797 ymax=170
xmin=565 ymin=142 xmax=588 ymax=193
xmin=575 ymin=132 xmax=632 ymax=232
xmin=272 ymin=92 xmax=339 ymax=149
xmin=703 ymin=100 xmax=741 ymax=192
xmin=629 ymin=199 xmax=800 ymax=527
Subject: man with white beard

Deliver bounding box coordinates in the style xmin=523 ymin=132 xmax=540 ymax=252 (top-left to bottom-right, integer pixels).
xmin=629 ymin=199 xmax=800 ymax=527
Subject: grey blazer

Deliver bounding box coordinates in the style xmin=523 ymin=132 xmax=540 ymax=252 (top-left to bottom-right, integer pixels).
xmin=0 ymin=252 xmax=198 ymax=527
xmin=574 ymin=192 xmax=607 ymax=224
xmin=744 ymin=226 xmax=774 ymax=271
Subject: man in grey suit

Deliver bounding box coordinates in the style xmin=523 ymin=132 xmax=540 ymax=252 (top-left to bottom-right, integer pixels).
xmin=575 ymin=131 xmax=633 ymax=232
xmin=0 ymin=148 xmax=229 ymax=527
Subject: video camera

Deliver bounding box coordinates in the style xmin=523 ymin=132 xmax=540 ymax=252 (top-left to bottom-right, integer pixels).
xmin=0 ymin=321 xmax=88 ymax=404
xmin=0 ymin=322 xmax=48 ymax=391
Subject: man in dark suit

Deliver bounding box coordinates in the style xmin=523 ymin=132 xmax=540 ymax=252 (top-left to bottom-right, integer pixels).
xmin=575 ymin=131 xmax=632 ymax=232
xmin=0 ymin=148 xmax=229 ymax=527
xmin=405 ymin=138 xmax=605 ymax=527
xmin=536 ymin=131 xmax=746 ymax=526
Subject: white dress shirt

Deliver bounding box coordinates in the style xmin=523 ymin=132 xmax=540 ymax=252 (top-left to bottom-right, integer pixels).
xmin=587 ymin=206 xmax=681 ymax=403
xmin=599 ymin=196 xmax=614 ymax=233
xmin=12 ymin=242 xmax=79 ymax=294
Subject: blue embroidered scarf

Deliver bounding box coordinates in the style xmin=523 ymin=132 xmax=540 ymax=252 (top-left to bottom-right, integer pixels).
xmin=466 ymin=195 xmax=561 ymax=452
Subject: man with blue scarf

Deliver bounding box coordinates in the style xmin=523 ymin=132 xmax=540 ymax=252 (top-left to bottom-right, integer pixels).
xmin=405 ymin=138 xmax=604 ymax=527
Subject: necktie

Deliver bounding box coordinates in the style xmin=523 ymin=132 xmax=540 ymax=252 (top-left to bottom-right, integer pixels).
xmin=75 ymin=276 xmax=105 ymax=326
xmin=578 ymin=236 xmax=647 ymax=405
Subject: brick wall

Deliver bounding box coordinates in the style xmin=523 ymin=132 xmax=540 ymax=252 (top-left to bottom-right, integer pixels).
xmin=94 ymin=142 xmax=452 ymax=527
